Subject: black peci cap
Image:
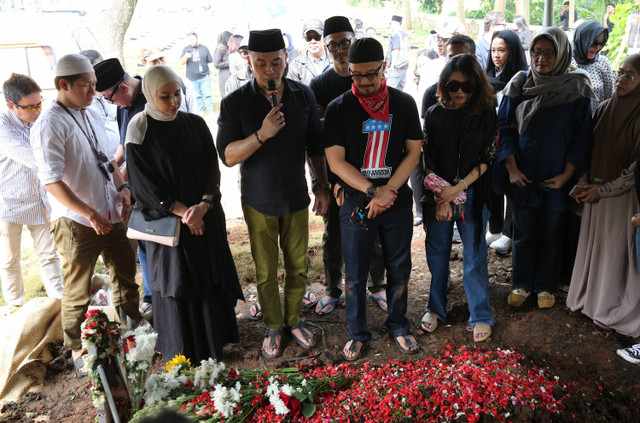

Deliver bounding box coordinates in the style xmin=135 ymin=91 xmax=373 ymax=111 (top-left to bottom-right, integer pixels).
xmin=93 ymin=58 xmax=125 ymax=92
xmin=248 ymin=29 xmax=285 ymax=52
xmin=348 ymin=37 xmax=384 ymax=63
xmin=323 ymin=16 xmax=353 ymax=37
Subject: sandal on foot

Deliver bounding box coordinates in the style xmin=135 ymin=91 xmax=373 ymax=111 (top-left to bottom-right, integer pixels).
xmin=73 ymin=356 xmax=88 ymax=377
xmin=537 ymin=291 xmax=555 ymax=309
xmin=316 ymin=294 xmax=343 ymax=316
xmin=473 ymin=323 xmax=492 ymax=343
xmin=341 ymin=339 xmax=365 ymax=361
xmin=420 ymin=311 xmax=438 ymax=333
xmin=394 ymin=334 xmax=420 ymax=355
xmin=368 ymin=292 xmax=388 ymax=312
xmin=302 ymin=290 xmax=318 ymax=309
xmin=261 ymin=329 xmax=283 ymax=359
xmin=288 ymin=323 xmax=316 ymax=349
xmin=246 ymin=302 xmax=263 ymax=321
xmin=508 ymin=288 xmax=530 ymax=307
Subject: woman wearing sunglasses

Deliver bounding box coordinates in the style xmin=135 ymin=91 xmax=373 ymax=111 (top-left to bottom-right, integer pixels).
xmin=494 ymin=27 xmax=594 ymax=311
xmin=571 ymin=21 xmax=615 ymax=113
xmin=568 ymin=54 xmax=640 ymax=338
xmin=421 ymin=54 xmax=497 ymax=342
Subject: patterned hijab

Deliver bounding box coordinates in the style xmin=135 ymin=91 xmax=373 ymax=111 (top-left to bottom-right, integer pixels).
xmin=503 ymin=27 xmax=595 ymax=134
xmin=590 ymin=54 xmax=640 ymax=182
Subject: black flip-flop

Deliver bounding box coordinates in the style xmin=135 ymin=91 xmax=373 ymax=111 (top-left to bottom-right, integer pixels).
xmin=302 ymin=290 xmax=318 ymax=309
xmin=261 ymin=329 xmax=283 ymax=359
xmin=246 ymin=301 xmax=263 ymax=321
xmin=393 ymin=334 xmax=420 ymax=355
xmin=73 ymin=356 xmax=88 ymax=377
xmin=341 ymin=339 xmax=366 ymax=361
xmin=288 ymin=323 xmax=316 ymax=349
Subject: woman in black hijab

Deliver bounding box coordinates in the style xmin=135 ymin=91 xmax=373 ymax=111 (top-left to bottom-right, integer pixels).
xmin=486 ymin=30 xmax=529 ymax=93
xmin=484 ymin=30 xmax=528 ymax=255
xmin=571 ymin=21 xmax=615 ymax=112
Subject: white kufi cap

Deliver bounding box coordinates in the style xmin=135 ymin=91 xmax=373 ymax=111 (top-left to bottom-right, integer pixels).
xmin=55 ymin=54 xmax=95 ymax=77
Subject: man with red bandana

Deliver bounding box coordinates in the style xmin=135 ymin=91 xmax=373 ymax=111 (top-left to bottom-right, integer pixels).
xmin=323 ymin=37 xmax=422 ymax=361
xmin=309 ymin=16 xmax=388 ymax=317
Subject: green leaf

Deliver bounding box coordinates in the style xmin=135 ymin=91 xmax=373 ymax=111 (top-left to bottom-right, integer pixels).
xmin=294 ymin=391 xmax=307 ymax=401
xmin=302 ymin=402 xmax=317 ymax=418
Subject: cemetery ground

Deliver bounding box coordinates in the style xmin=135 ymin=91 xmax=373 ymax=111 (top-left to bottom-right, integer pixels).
xmin=1 ymin=219 xmax=640 ymax=422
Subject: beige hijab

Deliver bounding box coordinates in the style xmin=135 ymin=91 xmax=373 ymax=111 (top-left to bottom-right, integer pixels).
xmin=125 ymin=65 xmax=181 ymax=146
xmin=590 ymin=54 xmax=640 ymax=183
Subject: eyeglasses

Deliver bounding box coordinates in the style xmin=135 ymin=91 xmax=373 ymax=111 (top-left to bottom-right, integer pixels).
xmin=436 ymin=36 xmax=449 ymax=45
xmin=615 ymin=71 xmax=637 ymax=82
xmin=445 ymin=80 xmax=474 ymax=93
xmin=305 ymin=33 xmax=322 ymax=42
xmin=14 ymin=97 xmax=43 ymax=112
xmin=326 ymin=39 xmax=352 ymax=52
xmin=349 ymin=64 xmax=383 ymax=81
xmin=104 ymin=78 xmax=124 ymax=103
xmin=591 ymin=40 xmax=606 ymax=48
xmin=531 ymin=50 xmax=556 ymax=59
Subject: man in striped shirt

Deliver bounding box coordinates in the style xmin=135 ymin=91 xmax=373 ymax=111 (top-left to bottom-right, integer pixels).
xmin=0 ymin=73 xmax=64 ymax=312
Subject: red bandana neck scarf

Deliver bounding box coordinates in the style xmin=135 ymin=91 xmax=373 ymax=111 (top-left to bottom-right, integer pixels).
xmin=351 ymin=77 xmax=389 ymax=122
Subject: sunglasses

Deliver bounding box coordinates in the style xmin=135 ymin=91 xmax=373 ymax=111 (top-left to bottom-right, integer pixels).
xmin=305 ymin=33 xmax=322 ymax=42
xmin=591 ymin=40 xmax=606 ymax=48
xmin=104 ymin=77 xmax=124 ymax=103
xmin=14 ymin=97 xmax=44 ymax=112
xmin=445 ymin=80 xmax=473 ymax=93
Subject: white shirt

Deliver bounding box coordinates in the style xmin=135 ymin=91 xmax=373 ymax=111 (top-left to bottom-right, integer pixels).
xmin=0 ymin=109 xmax=51 ymax=225
xmin=31 ymin=101 xmax=120 ymax=227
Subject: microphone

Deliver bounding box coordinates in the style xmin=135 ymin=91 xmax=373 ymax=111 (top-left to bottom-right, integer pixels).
xmin=267 ymin=80 xmax=279 ymax=107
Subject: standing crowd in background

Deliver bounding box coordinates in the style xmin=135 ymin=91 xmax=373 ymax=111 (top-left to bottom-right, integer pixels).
xmin=2 ymin=5 xmax=640 ymax=372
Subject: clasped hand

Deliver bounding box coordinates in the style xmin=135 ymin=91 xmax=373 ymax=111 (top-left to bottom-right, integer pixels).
xmin=366 ymin=185 xmax=397 ymax=219
xmin=182 ymin=203 xmax=206 ymax=236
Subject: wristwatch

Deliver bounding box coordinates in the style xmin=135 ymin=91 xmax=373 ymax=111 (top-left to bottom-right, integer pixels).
xmin=201 ymin=199 xmax=215 ymax=211
xmin=365 ymin=185 xmax=377 ymax=198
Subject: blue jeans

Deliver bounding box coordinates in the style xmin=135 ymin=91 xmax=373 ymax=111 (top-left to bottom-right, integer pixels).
xmin=511 ymin=203 xmax=564 ymax=293
xmin=425 ymin=189 xmax=494 ymax=327
xmin=189 ymin=76 xmax=214 ymax=113
xmin=139 ymin=240 xmax=151 ymax=304
xmin=340 ymin=199 xmax=413 ymax=343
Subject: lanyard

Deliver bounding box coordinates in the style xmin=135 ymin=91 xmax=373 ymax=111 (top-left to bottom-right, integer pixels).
xmin=55 ymin=100 xmax=114 ymax=180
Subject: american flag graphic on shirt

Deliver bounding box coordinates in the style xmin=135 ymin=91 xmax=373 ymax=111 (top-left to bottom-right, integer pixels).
xmin=361 ymin=116 xmax=392 ymax=179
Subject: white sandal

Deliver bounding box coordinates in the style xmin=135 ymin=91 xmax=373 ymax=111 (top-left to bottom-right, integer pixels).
xmin=421 ymin=311 xmax=438 ymax=333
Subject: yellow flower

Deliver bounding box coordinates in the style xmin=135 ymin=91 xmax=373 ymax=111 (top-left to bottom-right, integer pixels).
xmin=166 ymin=354 xmax=191 ymax=372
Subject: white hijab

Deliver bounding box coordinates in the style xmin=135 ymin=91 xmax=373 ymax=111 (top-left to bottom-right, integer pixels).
xmin=125 ymin=65 xmax=182 ymax=145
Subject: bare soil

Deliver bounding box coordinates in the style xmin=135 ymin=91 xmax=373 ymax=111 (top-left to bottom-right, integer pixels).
xmin=2 ymin=222 xmax=640 ymax=422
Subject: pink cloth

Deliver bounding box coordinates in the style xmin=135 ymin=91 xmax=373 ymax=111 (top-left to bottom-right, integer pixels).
xmin=423 ymin=173 xmax=467 ymax=205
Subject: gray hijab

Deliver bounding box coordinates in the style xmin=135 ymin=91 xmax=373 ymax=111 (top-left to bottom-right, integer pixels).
xmin=503 ymin=27 xmax=595 ymax=134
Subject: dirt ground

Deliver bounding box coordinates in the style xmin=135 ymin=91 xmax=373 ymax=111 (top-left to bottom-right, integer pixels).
xmin=2 ymin=221 xmax=640 ymax=422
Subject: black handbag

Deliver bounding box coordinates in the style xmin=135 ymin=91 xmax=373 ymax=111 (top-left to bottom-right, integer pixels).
xmin=126 ymin=206 xmax=180 ymax=247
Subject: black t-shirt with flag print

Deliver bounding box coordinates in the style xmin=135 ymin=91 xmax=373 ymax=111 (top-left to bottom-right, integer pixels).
xmin=323 ymin=86 xmax=422 ymax=211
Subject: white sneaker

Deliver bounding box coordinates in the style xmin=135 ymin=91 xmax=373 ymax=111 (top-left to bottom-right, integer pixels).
xmin=485 ymin=232 xmax=501 ymax=245
xmin=617 ymin=344 xmax=640 ymax=364
xmin=490 ymin=235 xmax=512 ymax=255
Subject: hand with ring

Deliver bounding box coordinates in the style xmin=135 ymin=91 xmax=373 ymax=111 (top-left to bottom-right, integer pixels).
xmin=260 ymin=104 xmax=285 ymax=140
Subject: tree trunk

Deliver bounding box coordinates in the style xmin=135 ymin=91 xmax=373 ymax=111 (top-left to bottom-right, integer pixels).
xmin=515 ymin=0 xmax=530 ymax=23
xmin=403 ymin=0 xmax=411 ymax=30
xmin=494 ymin=0 xmax=507 ymax=14
xmin=98 ymin=0 xmax=138 ymax=64
xmin=456 ymin=0 xmax=465 ymax=25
